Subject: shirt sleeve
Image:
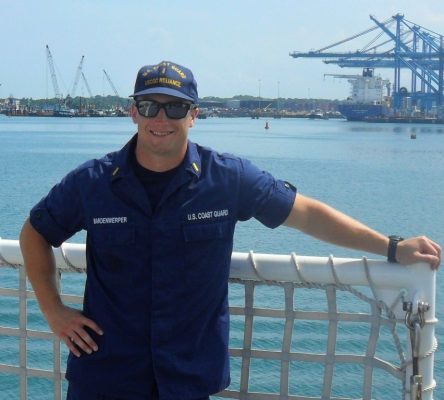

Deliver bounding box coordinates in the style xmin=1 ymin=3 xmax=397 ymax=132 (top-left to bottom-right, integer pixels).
xmin=29 ymin=169 xmax=85 ymax=247
xmin=237 ymin=158 xmax=297 ymax=228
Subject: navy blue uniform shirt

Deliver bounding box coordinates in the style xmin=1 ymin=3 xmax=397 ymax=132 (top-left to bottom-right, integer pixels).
xmin=30 ymin=134 xmax=297 ymax=399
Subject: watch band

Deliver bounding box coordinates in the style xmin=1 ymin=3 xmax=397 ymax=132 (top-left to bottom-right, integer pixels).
xmin=387 ymin=235 xmax=404 ymax=263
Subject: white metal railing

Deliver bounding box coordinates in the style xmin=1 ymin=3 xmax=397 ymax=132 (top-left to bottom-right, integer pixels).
xmin=0 ymin=238 xmax=438 ymax=400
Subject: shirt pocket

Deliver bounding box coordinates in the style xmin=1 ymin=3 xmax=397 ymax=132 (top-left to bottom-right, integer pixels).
xmin=182 ymin=220 xmax=232 ymax=242
xmin=88 ymin=226 xmax=137 ymax=286
xmin=182 ymin=221 xmax=233 ymax=287
xmin=91 ymin=225 xmax=136 ymax=247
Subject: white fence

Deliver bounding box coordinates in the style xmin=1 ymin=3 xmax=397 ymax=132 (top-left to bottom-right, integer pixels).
xmin=0 ymin=238 xmax=438 ymax=399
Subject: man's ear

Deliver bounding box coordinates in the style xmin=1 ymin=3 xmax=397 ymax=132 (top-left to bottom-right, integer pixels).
xmin=130 ymin=104 xmax=138 ymax=123
xmin=189 ymin=107 xmax=199 ymax=127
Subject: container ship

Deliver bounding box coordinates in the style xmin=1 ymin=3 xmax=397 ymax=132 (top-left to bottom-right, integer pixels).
xmin=328 ymin=68 xmax=391 ymax=121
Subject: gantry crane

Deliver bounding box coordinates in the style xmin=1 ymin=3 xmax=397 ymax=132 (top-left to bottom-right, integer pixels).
xmin=290 ymin=14 xmax=444 ymax=111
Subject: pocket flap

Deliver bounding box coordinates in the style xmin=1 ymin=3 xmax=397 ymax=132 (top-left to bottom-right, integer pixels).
xmin=182 ymin=221 xmax=232 ymax=242
xmin=92 ymin=226 xmax=135 ymax=245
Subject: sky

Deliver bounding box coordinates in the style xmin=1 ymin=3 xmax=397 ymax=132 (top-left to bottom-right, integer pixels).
xmin=1 ymin=0 xmax=444 ymax=101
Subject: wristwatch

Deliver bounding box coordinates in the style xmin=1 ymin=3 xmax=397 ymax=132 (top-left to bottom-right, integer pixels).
xmin=387 ymin=235 xmax=404 ymax=263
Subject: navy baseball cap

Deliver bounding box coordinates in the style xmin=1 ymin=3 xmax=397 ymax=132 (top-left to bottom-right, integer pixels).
xmin=130 ymin=61 xmax=198 ymax=103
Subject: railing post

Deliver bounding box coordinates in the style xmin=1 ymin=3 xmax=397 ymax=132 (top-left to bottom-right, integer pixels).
xmin=53 ymin=269 xmax=63 ymax=400
xmin=19 ymin=265 xmax=27 ymax=400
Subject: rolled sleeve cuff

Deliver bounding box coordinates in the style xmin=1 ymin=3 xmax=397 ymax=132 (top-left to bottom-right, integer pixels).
xmin=256 ymin=180 xmax=297 ymax=229
xmin=30 ymin=203 xmax=71 ymax=248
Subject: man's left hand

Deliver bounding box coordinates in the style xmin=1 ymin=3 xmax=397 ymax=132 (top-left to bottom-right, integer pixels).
xmin=396 ymin=236 xmax=441 ymax=270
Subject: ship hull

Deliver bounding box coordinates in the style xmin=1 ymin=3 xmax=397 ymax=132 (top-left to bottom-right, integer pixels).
xmin=338 ymin=104 xmax=389 ymax=121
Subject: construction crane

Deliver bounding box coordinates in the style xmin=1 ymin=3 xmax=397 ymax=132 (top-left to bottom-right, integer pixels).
xmin=45 ymin=45 xmax=62 ymax=100
xmin=81 ymin=72 xmax=93 ymax=97
xmin=70 ymin=56 xmax=85 ymax=98
xmin=103 ymin=69 xmax=120 ymax=97
xmin=290 ymin=14 xmax=444 ymax=110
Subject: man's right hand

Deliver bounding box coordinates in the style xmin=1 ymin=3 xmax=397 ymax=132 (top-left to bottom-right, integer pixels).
xmin=45 ymin=304 xmax=104 ymax=358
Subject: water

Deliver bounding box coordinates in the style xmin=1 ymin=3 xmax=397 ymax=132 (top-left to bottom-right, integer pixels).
xmin=0 ymin=115 xmax=443 ymax=399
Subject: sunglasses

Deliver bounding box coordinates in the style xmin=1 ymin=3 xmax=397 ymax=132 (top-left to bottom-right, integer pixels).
xmin=135 ymin=100 xmax=195 ymax=120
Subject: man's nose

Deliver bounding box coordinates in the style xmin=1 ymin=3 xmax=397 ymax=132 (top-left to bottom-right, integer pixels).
xmin=155 ymin=107 xmax=168 ymax=120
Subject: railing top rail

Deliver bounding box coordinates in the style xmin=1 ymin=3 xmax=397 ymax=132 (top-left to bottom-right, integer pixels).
xmin=0 ymin=238 xmax=436 ymax=316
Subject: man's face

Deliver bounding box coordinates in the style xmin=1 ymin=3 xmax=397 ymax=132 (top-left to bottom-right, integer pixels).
xmin=131 ymin=94 xmax=199 ymax=169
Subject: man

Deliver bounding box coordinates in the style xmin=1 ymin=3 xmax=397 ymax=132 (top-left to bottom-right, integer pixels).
xmin=20 ymin=61 xmax=441 ymax=400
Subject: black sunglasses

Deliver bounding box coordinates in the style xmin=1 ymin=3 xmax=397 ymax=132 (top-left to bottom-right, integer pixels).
xmin=135 ymin=100 xmax=195 ymax=120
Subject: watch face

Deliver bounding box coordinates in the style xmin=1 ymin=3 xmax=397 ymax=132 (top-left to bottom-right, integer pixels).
xmin=389 ymin=235 xmax=403 ymax=242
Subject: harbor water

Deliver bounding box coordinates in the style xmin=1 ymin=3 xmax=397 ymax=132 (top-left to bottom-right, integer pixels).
xmin=0 ymin=115 xmax=443 ymax=399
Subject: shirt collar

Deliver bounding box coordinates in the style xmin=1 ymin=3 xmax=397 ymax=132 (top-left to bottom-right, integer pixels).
xmin=184 ymin=141 xmax=202 ymax=179
xmin=110 ymin=134 xmax=137 ymax=181
xmin=111 ymin=134 xmax=202 ymax=181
